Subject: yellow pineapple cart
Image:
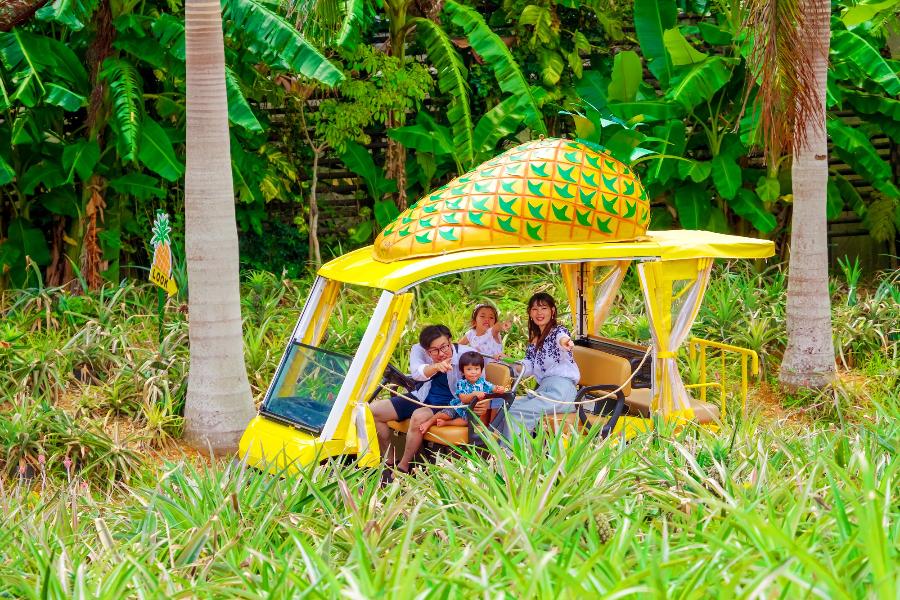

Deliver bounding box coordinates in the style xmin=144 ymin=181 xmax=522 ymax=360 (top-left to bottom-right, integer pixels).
xmin=239 ymin=138 xmax=774 ymax=473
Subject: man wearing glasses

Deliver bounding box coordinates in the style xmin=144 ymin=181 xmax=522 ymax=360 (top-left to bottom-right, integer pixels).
xmin=370 ymin=324 xmax=476 ymax=473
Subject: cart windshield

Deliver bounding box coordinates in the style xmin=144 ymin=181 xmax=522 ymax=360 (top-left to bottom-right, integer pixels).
xmin=261 ymin=342 xmax=352 ymax=434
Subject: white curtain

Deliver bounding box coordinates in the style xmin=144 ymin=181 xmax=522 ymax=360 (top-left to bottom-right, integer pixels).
xmin=561 ymin=261 xmax=631 ymax=336
xmin=592 ymin=260 xmax=631 ymax=336
xmin=637 ymin=258 xmax=713 ymax=417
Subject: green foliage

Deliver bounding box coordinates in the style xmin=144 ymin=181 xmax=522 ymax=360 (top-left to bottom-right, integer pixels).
xmin=223 ymin=0 xmax=344 ymax=86
xmin=444 ymin=0 xmax=546 ymax=134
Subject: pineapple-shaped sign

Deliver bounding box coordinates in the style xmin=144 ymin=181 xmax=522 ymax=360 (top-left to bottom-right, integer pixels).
xmin=149 ymin=212 xmax=178 ymax=296
xmin=374 ymin=137 xmax=651 ymax=262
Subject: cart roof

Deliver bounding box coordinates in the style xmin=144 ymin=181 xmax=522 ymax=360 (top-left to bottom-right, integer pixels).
xmin=318 ymin=229 xmax=775 ymax=292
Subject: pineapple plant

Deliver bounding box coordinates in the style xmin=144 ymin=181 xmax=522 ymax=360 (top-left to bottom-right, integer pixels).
xmin=375 ymin=137 xmax=651 ymax=262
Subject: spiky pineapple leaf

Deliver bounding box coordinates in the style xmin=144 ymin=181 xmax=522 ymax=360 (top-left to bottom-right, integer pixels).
xmin=444 ymin=0 xmax=545 ymax=134
xmin=99 ymin=58 xmax=143 ymax=161
xmin=414 ymin=17 xmax=474 ymax=171
xmin=35 ymin=0 xmax=99 ymax=31
xmin=222 ymin=0 xmax=343 ymax=86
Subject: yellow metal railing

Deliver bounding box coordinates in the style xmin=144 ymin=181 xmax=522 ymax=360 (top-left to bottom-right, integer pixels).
xmin=685 ymin=337 xmax=759 ymax=420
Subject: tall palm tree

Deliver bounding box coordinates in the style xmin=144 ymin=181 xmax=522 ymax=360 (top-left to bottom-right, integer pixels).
xmin=183 ymin=0 xmax=255 ymax=453
xmin=183 ymin=0 xmax=345 ymax=452
xmin=743 ymin=0 xmax=835 ymax=389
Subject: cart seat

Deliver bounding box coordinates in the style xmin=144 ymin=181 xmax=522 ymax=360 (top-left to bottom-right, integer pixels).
xmin=544 ymin=346 xmax=721 ymax=433
xmin=386 ymin=360 xmax=515 ymax=446
xmin=624 ymin=388 xmax=721 ymax=423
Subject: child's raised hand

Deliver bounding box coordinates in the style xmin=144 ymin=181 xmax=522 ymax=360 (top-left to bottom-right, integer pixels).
xmin=493 ymin=319 xmax=512 ymax=333
xmin=560 ymin=336 xmax=575 ymax=352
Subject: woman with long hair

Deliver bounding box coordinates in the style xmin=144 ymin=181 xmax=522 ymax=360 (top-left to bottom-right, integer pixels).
xmin=493 ymin=292 xmax=580 ymax=436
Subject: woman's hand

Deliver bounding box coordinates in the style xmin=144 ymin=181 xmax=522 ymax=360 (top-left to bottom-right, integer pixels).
xmin=560 ymin=336 xmax=575 ymax=352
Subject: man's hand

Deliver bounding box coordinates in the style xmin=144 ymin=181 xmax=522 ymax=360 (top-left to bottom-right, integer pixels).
xmin=429 ymin=359 xmax=452 ymax=375
xmin=472 ymin=398 xmax=490 ymax=416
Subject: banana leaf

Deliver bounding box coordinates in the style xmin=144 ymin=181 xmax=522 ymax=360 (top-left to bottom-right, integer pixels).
xmin=224 ymin=67 xmax=263 ymax=133
xmin=663 ymin=28 xmax=707 ymax=66
xmin=844 ymin=90 xmax=900 ymax=121
xmin=646 ymin=120 xmax=685 ymax=184
xmin=474 ymin=90 xmax=546 ymax=156
xmin=828 ymin=118 xmax=900 ymax=197
xmin=339 ymin=141 xmax=396 ymax=202
xmin=108 ymin=173 xmax=166 ymax=200
xmin=445 ymin=0 xmax=542 ymax=126
xmin=728 ymin=189 xmax=776 ymax=234
xmin=35 ymin=0 xmax=99 ymax=31
xmin=415 ymin=17 xmax=474 ymax=171
xmin=633 ymin=0 xmax=676 ymax=86
xmin=674 ymin=182 xmax=710 ymax=229
xmin=0 ymin=153 xmax=14 ymax=186
xmin=44 ymin=83 xmax=85 ymax=112
xmin=138 ymin=117 xmax=183 ymax=182
xmin=62 ymin=139 xmax=100 ymax=183
xmin=666 ymin=56 xmax=734 ymax=110
xmin=608 ymin=100 xmax=682 ymax=122
xmin=607 ymin=50 xmax=642 ymax=102
xmin=335 ymin=0 xmax=365 ymax=49
xmin=388 ymin=117 xmax=454 ymax=157
xmin=222 ymin=0 xmax=343 ymax=86
xmin=831 ymin=30 xmax=900 ymax=96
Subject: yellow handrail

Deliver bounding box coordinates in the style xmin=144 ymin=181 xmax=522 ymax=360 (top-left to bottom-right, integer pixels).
xmin=685 ymin=337 xmax=759 ymax=420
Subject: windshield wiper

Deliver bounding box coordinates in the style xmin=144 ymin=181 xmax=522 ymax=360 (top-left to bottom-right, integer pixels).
xmin=260 ymin=405 xmax=321 ymax=433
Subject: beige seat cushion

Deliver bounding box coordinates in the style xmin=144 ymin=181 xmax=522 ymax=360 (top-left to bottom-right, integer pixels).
xmin=387 ymin=419 xmax=469 ymax=446
xmin=572 ymin=346 xmax=632 ymax=396
xmin=622 ymin=388 xmax=721 ymax=424
xmin=484 ymin=362 xmax=512 ymax=389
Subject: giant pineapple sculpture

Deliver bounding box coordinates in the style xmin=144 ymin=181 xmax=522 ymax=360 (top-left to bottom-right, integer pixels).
xmin=374 ymin=137 xmax=651 ymax=262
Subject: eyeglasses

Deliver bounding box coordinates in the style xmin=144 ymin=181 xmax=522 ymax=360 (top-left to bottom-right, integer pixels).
xmin=426 ymin=343 xmax=452 ymax=356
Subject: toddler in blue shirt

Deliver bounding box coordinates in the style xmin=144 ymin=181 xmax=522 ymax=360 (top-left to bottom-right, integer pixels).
xmin=418 ymin=351 xmax=507 ymax=434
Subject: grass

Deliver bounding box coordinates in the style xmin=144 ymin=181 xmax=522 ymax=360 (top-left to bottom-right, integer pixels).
xmin=0 ymin=262 xmax=897 ymax=597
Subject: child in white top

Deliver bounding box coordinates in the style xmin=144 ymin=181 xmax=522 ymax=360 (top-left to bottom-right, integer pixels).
xmin=459 ymin=303 xmax=510 ymax=360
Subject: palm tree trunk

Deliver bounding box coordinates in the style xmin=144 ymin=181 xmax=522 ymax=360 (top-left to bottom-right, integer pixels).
xmin=0 ymin=0 xmax=49 ymax=31
xmin=779 ymin=0 xmax=835 ymax=390
xmin=183 ymin=0 xmax=255 ymax=454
